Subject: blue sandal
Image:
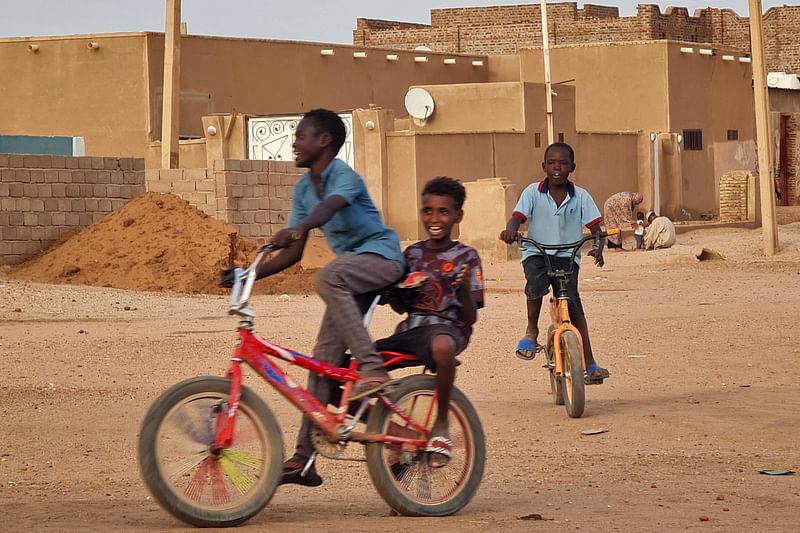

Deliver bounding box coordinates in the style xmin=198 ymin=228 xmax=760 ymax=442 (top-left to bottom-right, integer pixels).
xmin=586 ymin=363 xmax=610 ymax=384
xmin=516 ymin=338 xmax=543 ymax=361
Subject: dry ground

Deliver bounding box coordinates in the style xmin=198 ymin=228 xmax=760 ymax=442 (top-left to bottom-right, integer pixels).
xmin=2 ymin=221 xmax=799 ymax=532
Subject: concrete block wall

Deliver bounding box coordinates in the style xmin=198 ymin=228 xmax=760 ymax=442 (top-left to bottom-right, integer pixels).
xmin=145 ymin=160 xmax=303 ymax=244
xmin=212 ymin=160 xmax=302 ymax=244
xmin=355 ymin=3 xmax=800 ymax=74
xmin=719 ymin=170 xmax=751 ymax=222
xmin=2 ymin=154 xmax=313 ymax=266
xmin=0 ymin=153 xmax=145 ymax=264
xmin=145 ymin=167 xmax=219 ymax=217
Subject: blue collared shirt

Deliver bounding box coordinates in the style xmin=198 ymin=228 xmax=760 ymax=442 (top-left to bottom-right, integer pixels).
xmin=288 ymin=159 xmax=403 ymax=262
xmin=512 ymin=178 xmax=603 ymax=264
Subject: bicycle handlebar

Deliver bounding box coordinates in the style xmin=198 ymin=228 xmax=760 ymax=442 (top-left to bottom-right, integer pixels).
xmin=517 ymin=228 xmax=620 ymax=270
xmin=226 ymin=244 xmax=278 ymax=317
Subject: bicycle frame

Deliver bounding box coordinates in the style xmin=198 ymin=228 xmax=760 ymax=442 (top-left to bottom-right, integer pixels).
xmin=212 ymin=245 xmax=430 ymax=454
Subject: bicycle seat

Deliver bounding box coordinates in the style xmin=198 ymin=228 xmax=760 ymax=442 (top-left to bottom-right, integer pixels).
xmin=380 ymin=350 xmax=462 ymax=372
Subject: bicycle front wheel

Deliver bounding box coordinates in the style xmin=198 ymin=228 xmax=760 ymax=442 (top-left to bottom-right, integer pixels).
xmin=138 ymin=376 xmax=283 ymax=527
xmin=559 ymin=331 xmax=586 ymax=418
xmin=365 ymin=375 xmax=485 ymax=517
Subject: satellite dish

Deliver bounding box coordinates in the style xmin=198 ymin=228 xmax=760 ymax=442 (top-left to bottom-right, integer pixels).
xmin=404 ymin=87 xmax=435 ymax=125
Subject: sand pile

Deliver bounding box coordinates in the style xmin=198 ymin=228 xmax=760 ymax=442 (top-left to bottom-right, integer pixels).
xmin=9 ymin=192 xmax=331 ymax=294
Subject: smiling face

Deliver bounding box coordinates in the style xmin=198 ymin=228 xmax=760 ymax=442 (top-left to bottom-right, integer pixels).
xmin=421 ymin=193 xmax=462 ymax=248
xmin=542 ymin=146 xmax=575 ymax=186
xmin=292 ymin=118 xmax=329 ymax=168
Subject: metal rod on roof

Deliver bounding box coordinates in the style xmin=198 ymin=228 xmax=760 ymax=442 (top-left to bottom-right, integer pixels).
xmin=540 ymin=0 xmax=554 ymax=146
xmin=161 ymin=0 xmax=181 ymax=169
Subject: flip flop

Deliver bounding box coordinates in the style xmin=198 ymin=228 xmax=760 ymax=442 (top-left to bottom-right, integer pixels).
xmin=585 ymin=363 xmax=610 ymax=384
xmin=516 ymin=338 xmax=543 ymax=361
xmin=425 ymin=435 xmax=453 ymax=468
xmin=280 ymin=456 xmax=323 ymax=487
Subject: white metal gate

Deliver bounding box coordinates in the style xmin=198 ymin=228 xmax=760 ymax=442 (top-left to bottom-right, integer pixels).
xmin=247 ymin=113 xmax=354 ymax=167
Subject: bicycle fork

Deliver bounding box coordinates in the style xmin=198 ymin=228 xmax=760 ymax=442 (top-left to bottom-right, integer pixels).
xmin=548 ymin=297 xmax=585 ymax=376
xmin=211 ymin=359 xmax=243 ymax=453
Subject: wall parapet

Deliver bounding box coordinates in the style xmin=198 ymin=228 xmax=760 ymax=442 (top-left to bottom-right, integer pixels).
xmin=354 ymin=3 xmax=800 ymax=73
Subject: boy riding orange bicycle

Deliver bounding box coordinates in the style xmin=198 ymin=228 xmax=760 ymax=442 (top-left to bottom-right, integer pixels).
xmin=500 ymin=142 xmax=610 ymax=383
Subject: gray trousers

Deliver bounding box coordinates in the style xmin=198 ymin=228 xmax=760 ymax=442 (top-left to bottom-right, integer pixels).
xmin=295 ymin=252 xmax=404 ymax=459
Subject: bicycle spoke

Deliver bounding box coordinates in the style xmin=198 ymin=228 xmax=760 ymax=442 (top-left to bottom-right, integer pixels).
xmin=218 ymin=454 xmax=256 ymax=494
xmin=184 ymin=458 xmax=214 ymax=502
xmin=210 ymin=459 xmax=231 ymax=506
xmin=166 ymin=451 xmax=210 ymax=484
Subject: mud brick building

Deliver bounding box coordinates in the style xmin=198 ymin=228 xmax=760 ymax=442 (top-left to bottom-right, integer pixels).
xmin=354 ymin=3 xmax=800 ymax=75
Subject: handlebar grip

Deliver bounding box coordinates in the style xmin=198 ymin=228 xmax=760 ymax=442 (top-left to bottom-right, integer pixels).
xmin=220 ymin=268 xmax=237 ymax=288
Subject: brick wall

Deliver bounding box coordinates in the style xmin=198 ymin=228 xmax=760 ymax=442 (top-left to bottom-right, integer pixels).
xmin=145 ymin=168 xmax=218 ymax=217
xmin=355 ymin=3 xmax=800 ymax=74
xmin=719 ymin=170 xmax=752 ymax=222
xmin=145 ymin=160 xmax=303 ymax=245
xmin=0 ymin=153 xmax=145 ymax=264
xmin=214 ymin=160 xmax=301 ymax=244
xmin=2 ymin=156 xmax=307 ymax=265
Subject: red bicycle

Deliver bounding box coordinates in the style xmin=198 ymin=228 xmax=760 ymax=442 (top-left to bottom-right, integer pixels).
xmin=137 ymin=244 xmax=486 ymax=527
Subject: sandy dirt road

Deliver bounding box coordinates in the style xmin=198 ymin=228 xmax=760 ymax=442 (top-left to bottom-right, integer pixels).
xmin=1 ymin=224 xmax=799 ymax=532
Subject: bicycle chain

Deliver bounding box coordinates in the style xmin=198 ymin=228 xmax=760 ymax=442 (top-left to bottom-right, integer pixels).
xmin=310 ymin=428 xmax=366 ymax=462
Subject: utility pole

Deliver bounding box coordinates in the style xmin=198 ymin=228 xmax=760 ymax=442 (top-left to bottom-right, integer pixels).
xmin=748 ymin=0 xmax=778 ymax=255
xmin=161 ymin=0 xmax=181 ymax=169
xmin=540 ymin=0 xmax=554 ymax=145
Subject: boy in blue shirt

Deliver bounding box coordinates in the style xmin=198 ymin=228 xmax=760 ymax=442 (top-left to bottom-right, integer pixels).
xmin=255 ymin=109 xmax=405 ymax=485
xmin=500 ymin=142 xmax=610 ymax=382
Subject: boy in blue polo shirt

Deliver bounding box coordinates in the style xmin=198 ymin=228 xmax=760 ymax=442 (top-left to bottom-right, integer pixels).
xmin=254 ymin=109 xmax=405 ymax=485
xmin=500 ymin=142 xmax=610 ymax=382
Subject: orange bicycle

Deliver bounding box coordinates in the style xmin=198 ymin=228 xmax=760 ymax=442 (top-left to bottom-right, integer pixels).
xmin=518 ymin=229 xmax=619 ymax=418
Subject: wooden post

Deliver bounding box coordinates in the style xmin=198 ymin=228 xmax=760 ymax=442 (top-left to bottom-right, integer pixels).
xmin=540 ymin=0 xmax=554 ymax=145
xmin=161 ymin=0 xmax=181 ymax=169
xmin=748 ymin=0 xmax=778 ymax=255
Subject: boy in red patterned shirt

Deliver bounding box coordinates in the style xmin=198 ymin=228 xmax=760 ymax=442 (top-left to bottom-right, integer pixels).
xmin=377 ymin=176 xmax=484 ymax=468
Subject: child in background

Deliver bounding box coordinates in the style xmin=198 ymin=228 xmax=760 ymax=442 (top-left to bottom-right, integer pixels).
xmin=634 ymin=211 xmax=645 ymax=250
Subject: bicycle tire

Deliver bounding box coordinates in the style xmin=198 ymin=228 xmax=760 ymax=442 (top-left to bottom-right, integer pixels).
xmin=365 ymin=375 xmax=485 ymax=517
xmin=559 ymin=331 xmax=586 ymax=418
xmin=546 ymin=325 xmax=565 ymax=405
xmin=138 ymin=376 xmax=283 ymax=527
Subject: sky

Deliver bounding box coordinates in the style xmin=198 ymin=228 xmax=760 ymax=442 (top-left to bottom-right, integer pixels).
xmin=0 ymin=1 xmax=789 ymax=44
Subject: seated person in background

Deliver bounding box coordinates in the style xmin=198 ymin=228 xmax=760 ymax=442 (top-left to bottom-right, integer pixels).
xmin=644 ymin=211 xmax=677 ymax=250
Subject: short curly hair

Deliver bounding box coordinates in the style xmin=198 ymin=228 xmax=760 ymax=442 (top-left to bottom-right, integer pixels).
xmin=544 ymin=142 xmax=575 ymax=164
xmin=302 ymin=109 xmax=346 ymax=154
xmin=421 ymin=176 xmax=466 ymax=210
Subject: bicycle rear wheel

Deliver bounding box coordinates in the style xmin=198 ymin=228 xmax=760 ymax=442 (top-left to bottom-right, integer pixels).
xmin=138 ymin=376 xmax=283 ymax=527
xmin=365 ymin=375 xmax=485 ymax=516
xmin=559 ymin=331 xmax=586 ymax=418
